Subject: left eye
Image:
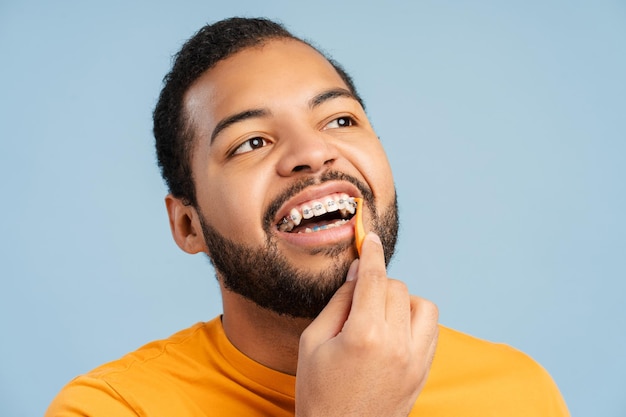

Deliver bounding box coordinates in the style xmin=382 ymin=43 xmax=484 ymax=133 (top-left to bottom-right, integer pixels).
xmin=233 ymin=137 xmax=268 ymax=155
xmin=325 ymin=116 xmax=354 ymax=129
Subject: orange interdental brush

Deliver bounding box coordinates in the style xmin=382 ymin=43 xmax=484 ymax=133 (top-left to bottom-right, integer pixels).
xmin=354 ymin=197 xmax=365 ymax=256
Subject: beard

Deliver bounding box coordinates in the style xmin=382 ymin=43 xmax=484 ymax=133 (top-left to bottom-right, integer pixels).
xmin=198 ymin=171 xmax=399 ymax=319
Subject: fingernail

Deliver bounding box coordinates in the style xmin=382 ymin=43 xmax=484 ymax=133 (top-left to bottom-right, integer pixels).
xmin=367 ymin=232 xmax=381 ymax=245
xmin=346 ymin=259 xmax=360 ymax=281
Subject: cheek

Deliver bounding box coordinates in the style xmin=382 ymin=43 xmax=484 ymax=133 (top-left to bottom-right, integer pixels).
xmin=200 ymin=169 xmax=270 ymax=243
xmin=353 ymin=140 xmax=395 ymax=197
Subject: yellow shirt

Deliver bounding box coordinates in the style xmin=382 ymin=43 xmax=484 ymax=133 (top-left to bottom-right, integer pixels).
xmin=46 ymin=317 xmax=569 ymax=416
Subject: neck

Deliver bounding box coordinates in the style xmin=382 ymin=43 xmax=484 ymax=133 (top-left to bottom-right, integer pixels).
xmin=220 ymin=283 xmax=312 ymax=375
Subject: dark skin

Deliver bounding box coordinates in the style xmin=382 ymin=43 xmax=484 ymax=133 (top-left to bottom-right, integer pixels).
xmin=165 ymin=39 xmax=439 ymax=417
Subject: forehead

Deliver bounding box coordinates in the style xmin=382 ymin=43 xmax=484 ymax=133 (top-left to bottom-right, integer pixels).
xmin=183 ymin=39 xmax=351 ymax=135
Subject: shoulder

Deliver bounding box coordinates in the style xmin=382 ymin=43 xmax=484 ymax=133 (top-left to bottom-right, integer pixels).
xmin=433 ymin=324 xmax=556 ymax=384
xmin=45 ymin=373 xmax=137 ymax=417
xmin=418 ymin=325 xmax=570 ymax=416
xmin=45 ymin=320 xmax=218 ymax=417
xmin=436 ymin=324 xmax=540 ymax=367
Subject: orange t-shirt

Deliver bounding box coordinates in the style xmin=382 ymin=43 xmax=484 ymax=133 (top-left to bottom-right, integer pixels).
xmin=46 ymin=317 xmax=569 ymax=416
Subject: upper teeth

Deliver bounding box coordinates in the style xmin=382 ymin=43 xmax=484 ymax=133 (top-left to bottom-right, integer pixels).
xmin=277 ymin=193 xmax=357 ymax=233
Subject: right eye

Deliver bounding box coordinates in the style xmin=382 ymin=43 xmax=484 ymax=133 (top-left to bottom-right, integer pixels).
xmin=232 ymin=137 xmax=269 ymax=155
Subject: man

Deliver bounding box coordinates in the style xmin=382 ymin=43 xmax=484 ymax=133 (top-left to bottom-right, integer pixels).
xmin=47 ymin=17 xmax=569 ymax=416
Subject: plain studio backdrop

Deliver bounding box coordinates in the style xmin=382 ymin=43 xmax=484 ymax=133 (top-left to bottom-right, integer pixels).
xmin=1 ymin=1 xmax=624 ymax=416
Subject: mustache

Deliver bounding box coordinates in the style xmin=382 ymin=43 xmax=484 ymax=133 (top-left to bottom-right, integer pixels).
xmin=262 ymin=170 xmax=375 ymax=233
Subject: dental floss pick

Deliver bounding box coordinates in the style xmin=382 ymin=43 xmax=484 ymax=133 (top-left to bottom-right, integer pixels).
xmin=354 ymin=198 xmax=365 ymax=256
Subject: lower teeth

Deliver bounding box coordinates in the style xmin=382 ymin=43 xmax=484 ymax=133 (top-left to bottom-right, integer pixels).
xmin=301 ymin=219 xmax=348 ymax=233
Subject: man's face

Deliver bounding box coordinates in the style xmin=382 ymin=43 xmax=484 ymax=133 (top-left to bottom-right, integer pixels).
xmin=183 ymin=39 xmax=398 ymax=318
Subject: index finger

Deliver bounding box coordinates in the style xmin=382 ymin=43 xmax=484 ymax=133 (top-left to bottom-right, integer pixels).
xmin=349 ymin=232 xmax=389 ymax=321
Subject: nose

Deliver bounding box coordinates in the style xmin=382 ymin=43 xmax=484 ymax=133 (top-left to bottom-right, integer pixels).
xmin=275 ymin=129 xmax=338 ymax=176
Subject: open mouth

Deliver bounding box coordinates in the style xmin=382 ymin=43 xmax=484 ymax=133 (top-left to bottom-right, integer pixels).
xmin=276 ymin=193 xmax=357 ymax=233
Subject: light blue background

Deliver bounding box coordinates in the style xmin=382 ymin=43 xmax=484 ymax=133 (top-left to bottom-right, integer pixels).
xmin=1 ymin=1 xmax=624 ymax=416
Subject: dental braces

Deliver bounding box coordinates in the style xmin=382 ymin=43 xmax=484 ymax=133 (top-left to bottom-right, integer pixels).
xmin=277 ymin=196 xmax=358 ymax=232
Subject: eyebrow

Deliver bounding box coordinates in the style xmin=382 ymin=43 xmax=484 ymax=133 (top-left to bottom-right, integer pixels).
xmin=209 ymin=88 xmax=357 ymax=144
xmin=309 ymin=88 xmax=357 ymax=109
xmin=210 ymin=109 xmax=269 ymax=144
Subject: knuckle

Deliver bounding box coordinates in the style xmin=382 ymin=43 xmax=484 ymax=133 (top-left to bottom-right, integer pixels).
xmin=298 ymin=328 xmax=314 ymax=349
xmin=387 ymin=279 xmax=409 ymax=294
xmin=423 ymin=299 xmax=439 ymax=320
xmin=390 ymin=342 xmax=411 ymax=363
xmin=412 ymin=296 xmax=439 ymax=321
xmin=345 ymin=326 xmax=382 ymax=352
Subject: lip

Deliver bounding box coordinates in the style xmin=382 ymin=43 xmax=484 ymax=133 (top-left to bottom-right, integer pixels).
xmin=272 ymin=181 xmax=362 ymax=225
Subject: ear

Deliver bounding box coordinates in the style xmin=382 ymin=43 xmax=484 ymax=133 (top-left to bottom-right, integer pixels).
xmin=165 ymin=194 xmax=206 ymax=254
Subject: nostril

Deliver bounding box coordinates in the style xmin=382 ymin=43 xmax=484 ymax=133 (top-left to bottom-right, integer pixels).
xmin=288 ymin=158 xmax=335 ymax=175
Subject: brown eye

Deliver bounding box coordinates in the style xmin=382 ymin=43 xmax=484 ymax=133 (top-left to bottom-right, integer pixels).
xmin=336 ymin=117 xmax=353 ymax=127
xmin=233 ymin=137 xmax=268 ymax=155
xmin=325 ymin=116 xmax=355 ymax=129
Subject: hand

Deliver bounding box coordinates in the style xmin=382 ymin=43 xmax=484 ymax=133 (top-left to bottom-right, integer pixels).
xmin=295 ymin=232 xmax=439 ymax=417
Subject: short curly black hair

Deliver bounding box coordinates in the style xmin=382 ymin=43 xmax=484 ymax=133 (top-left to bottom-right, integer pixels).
xmin=153 ymin=17 xmax=363 ymax=207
